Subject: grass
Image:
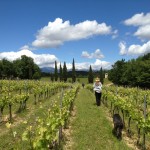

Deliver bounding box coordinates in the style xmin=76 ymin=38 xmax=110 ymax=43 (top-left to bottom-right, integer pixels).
xmin=67 ymin=88 xmax=132 ymax=150
xmin=40 ymin=76 xmax=51 ymax=82
xmin=41 ymin=77 xmax=112 ymax=85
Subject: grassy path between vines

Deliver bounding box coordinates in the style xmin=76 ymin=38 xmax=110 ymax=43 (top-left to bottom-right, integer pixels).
xmin=64 ymin=88 xmax=132 ymax=150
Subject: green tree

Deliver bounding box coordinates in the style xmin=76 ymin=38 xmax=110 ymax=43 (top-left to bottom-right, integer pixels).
xmin=50 ymin=73 xmax=54 ymax=82
xmin=109 ymin=59 xmax=126 ymax=85
xmin=20 ymin=55 xmax=34 ymax=79
xmin=100 ymin=67 xmax=104 ymax=84
xmin=72 ymin=58 xmax=76 ymax=83
xmin=59 ymin=63 xmax=63 ymax=82
xmin=121 ymin=59 xmax=137 ymax=86
xmin=0 ymin=60 xmax=3 ymax=78
xmin=13 ymin=59 xmax=22 ymax=78
xmin=33 ymin=64 xmax=41 ymax=80
xmin=109 ymin=53 xmax=150 ymax=88
xmin=0 ymin=55 xmax=41 ymax=79
xmin=54 ymin=61 xmax=58 ymax=81
xmin=88 ymin=65 xmax=94 ymax=83
xmin=63 ymin=62 xmax=67 ymax=82
xmin=32 ymin=72 xmax=41 ymax=80
xmin=137 ymin=60 xmax=150 ymax=88
xmin=1 ymin=59 xmax=13 ymax=79
xmin=17 ymin=55 xmax=41 ymax=79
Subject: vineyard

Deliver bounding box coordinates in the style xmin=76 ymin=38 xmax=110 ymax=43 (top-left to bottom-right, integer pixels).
xmin=0 ymin=80 xmax=150 ymax=149
xmin=86 ymin=84 xmax=150 ymax=149
xmin=0 ymin=80 xmax=79 ymax=149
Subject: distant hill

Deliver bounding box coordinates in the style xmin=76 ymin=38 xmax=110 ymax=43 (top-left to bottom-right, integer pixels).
xmin=40 ymin=67 xmax=89 ymax=77
xmin=40 ymin=67 xmax=89 ymax=73
xmin=40 ymin=67 xmax=107 ymax=77
xmin=40 ymin=67 xmax=54 ymax=73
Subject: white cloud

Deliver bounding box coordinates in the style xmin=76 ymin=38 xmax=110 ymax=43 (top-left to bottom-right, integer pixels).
xmin=20 ymin=45 xmax=31 ymax=50
xmin=20 ymin=45 xmax=36 ymax=51
xmin=119 ymin=41 xmax=150 ymax=56
xmin=92 ymin=59 xmax=111 ymax=70
xmin=32 ymin=18 xmax=112 ymax=48
xmin=119 ymin=41 xmax=127 ymax=55
xmin=0 ymin=48 xmax=111 ymax=70
xmin=134 ymin=25 xmax=150 ymax=40
xmin=81 ymin=49 xmax=104 ymax=59
xmin=128 ymin=41 xmax=150 ymax=55
xmin=81 ymin=51 xmax=90 ymax=58
xmin=65 ymin=59 xmax=111 ymax=70
xmin=0 ymin=48 xmax=58 ymax=68
xmin=124 ymin=12 xmax=150 ymax=26
xmin=124 ymin=12 xmax=150 ymax=40
xmin=65 ymin=62 xmax=90 ymax=70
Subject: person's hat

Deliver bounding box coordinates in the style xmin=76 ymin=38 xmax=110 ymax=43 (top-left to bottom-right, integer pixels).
xmin=95 ymin=77 xmax=100 ymax=82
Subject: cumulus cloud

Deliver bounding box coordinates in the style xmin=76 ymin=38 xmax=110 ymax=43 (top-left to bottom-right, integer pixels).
xmin=0 ymin=46 xmax=111 ymax=70
xmin=92 ymin=59 xmax=111 ymax=70
xmin=64 ymin=62 xmax=90 ymax=70
xmin=32 ymin=18 xmax=112 ymax=48
xmin=65 ymin=59 xmax=111 ymax=70
xmin=0 ymin=48 xmax=58 ymax=68
xmin=119 ymin=41 xmax=127 ymax=55
xmin=124 ymin=12 xmax=150 ymax=40
xmin=81 ymin=49 xmax=104 ymax=59
xmin=20 ymin=45 xmax=36 ymax=51
xmin=124 ymin=12 xmax=150 ymax=26
xmin=81 ymin=51 xmax=90 ymax=58
xmin=134 ymin=25 xmax=150 ymax=40
xmin=119 ymin=41 xmax=150 ymax=56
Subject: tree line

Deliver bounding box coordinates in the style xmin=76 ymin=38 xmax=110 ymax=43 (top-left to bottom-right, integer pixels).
xmin=0 ymin=55 xmax=105 ymax=83
xmin=1 ymin=52 xmax=149 ymax=87
xmin=108 ymin=53 xmax=150 ymax=89
xmin=0 ymin=55 xmax=41 ymax=79
xmin=50 ymin=59 xmax=77 ymax=83
xmin=51 ymin=58 xmax=105 ymax=84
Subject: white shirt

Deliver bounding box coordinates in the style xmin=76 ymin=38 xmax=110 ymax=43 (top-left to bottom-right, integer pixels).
xmin=93 ymin=82 xmax=102 ymax=93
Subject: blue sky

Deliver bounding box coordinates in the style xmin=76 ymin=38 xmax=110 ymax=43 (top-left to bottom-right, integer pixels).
xmin=0 ymin=0 xmax=150 ymax=70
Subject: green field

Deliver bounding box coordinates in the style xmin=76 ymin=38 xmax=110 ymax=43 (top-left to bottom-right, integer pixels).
xmin=41 ymin=77 xmax=112 ymax=85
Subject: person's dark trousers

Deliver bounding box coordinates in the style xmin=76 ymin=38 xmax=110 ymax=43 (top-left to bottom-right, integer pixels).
xmin=95 ymin=92 xmax=102 ymax=106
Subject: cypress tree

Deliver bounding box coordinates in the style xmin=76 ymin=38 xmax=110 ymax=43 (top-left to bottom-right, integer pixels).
xmin=59 ymin=63 xmax=63 ymax=82
xmin=50 ymin=73 xmax=54 ymax=82
xmin=72 ymin=58 xmax=76 ymax=83
xmin=63 ymin=62 xmax=67 ymax=82
xmin=88 ymin=65 xmax=94 ymax=83
xmin=100 ymin=67 xmax=104 ymax=84
xmin=54 ymin=61 xmax=58 ymax=81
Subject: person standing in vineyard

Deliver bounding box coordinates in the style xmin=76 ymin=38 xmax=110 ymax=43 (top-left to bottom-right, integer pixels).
xmin=93 ymin=77 xmax=102 ymax=106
